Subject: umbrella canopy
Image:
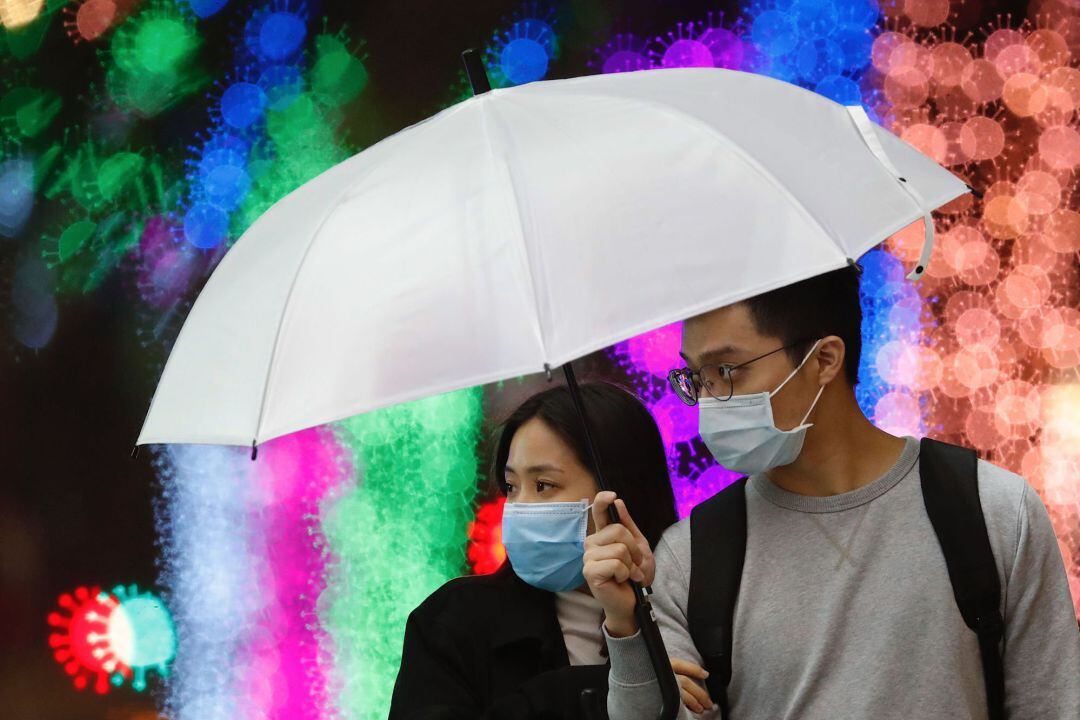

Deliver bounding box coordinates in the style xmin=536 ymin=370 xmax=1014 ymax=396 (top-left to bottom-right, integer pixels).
xmin=135 ymin=66 xmax=969 ymax=451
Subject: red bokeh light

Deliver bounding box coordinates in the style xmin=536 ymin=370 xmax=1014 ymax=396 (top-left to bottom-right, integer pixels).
xmin=47 ymin=586 xmax=130 ymax=694
xmin=467 ymin=497 xmax=507 ymax=576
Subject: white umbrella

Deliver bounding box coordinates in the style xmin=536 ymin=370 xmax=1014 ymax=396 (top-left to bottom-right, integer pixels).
xmin=134 ymin=54 xmax=973 ymax=720
xmin=134 ymin=64 xmax=969 ymax=455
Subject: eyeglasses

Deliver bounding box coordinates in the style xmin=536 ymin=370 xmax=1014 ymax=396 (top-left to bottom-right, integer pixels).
xmin=667 ymin=340 xmax=813 ymax=406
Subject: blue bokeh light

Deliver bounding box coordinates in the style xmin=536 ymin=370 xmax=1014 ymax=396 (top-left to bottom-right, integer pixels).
xmin=259 ymin=12 xmax=307 ymax=61
xmin=198 ymin=149 xmax=251 ymax=210
xmin=258 ymin=64 xmax=304 ymax=110
xmin=501 ymin=37 xmax=549 ymax=84
xmin=751 ymin=11 xmax=800 ymax=56
xmin=795 ymin=38 xmax=845 ymax=80
xmin=833 ymin=26 xmax=875 ymax=71
xmin=815 ymin=74 xmax=862 ymax=104
xmin=183 ymin=0 xmax=230 ymax=18
xmin=0 ymin=158 xmax=34 ymax=237
xmin=183 ymin=203 xmax=229 ymax=249
xmin=220 ymin=82 xmax=267 ymax=129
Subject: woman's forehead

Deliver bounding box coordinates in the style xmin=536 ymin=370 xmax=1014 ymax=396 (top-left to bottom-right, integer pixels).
xmin=506 ymin=418 xmax=574 ymax=468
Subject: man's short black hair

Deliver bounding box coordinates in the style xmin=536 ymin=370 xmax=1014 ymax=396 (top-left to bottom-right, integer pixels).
xmin=739 ymin=264 xmax=863 ymax=387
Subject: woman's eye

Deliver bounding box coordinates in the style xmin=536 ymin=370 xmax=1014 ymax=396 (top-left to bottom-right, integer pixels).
xmin=503 ymin=482 xmax=516 ymax=495
xmin=535 ymin=481 xmax=552 ymax=493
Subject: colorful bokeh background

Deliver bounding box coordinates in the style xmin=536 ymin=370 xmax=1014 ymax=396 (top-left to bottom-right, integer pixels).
xmin=1 ymin=0 xmax=1077 ymax=718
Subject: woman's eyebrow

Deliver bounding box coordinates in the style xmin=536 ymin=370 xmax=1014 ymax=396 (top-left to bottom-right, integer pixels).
xmin=504 ymin=463 xmax=564 ymax=474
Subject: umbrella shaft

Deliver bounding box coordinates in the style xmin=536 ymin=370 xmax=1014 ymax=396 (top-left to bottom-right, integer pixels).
xmin=559 ymin=363 xmax=614 ymax=499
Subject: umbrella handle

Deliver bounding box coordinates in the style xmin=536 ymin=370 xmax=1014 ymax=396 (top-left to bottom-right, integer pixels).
xmin=561 ymin=362 xmax=682 ymax=720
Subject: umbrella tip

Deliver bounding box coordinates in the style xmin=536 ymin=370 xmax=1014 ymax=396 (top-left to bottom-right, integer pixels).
xmin=845 ymin=257 xmax=863 ymax=276
xmin=461 ymin=49 xmax=491 ymax=96
xmin=965 ymin=183 xmax=983 ymax=200
xmin=906 ymin=264 xmax=927 ymax=281
xmin=130 ymin=444 xmax=140 ymax=459
xmin=251 ymin=440 xmax=258 ymax=461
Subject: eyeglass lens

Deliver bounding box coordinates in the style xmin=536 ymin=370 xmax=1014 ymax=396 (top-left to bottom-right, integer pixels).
xmin=699 ymin=365 xmax=734 ymax=401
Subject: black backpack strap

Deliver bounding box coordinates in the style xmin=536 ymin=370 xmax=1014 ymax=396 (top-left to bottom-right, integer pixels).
xmin=687 ymin=476 xmax=747 ymax=720
xmin=919 ymin=437 xmax=1005 ymax=720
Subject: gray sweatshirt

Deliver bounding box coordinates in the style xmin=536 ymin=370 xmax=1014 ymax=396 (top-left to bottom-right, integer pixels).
xmin=604 ymin=435 xmax=1080 ymax=719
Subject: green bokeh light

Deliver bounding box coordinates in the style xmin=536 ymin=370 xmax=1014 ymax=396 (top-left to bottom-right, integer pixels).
xmin=105 ymin=1 xmax=205 ymax=117
xmin=97 ymin=151 xmax=145 ymax=202
xmin=234 ymin=92 xmax=348 ymax=236
xmin=322 ymin=387 xmax=484 ymax=720
xmin=40 ymin=141 xmax=171 ymax=294
xmin=0 ymin=85 xmax=61 ymax=138
xmin=312 ymin=34 xmax=368 ymax=108
xmin=133 ymin=17 xmax=195 ymax=74
xmin=57 ymin=219 xmax=95 ymax=262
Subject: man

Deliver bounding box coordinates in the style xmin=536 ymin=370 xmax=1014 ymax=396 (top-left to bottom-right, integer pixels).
xmin=583 ymin=265 xmax=1080 ymax=719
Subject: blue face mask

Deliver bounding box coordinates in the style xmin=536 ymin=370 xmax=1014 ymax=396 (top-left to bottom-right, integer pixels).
xmin=501 ymin=498 xmax=594 ymax=592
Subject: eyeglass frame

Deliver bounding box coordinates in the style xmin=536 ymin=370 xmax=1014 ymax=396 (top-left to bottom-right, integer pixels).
xmin=667 ymin=338 xmax=816 ymax=406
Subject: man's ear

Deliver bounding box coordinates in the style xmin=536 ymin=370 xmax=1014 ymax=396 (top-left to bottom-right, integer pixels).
xmin=814 ymin=335 xmax=845 ymax=385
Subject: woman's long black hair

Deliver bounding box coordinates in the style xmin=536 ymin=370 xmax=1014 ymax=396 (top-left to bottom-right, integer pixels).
xmin=490 ymin=381 xmax=678 ymax=550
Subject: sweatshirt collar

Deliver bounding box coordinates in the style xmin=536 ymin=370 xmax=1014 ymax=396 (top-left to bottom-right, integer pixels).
xmin=749 ymin=435 xmax=920 ymax=513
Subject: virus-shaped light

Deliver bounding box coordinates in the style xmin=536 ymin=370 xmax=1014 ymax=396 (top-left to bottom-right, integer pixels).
xmin=62 ymin=0 xmax=139 ymax=43
xmin=47 ymin=585 xmax=176 ymax=694
xmin=588 ymin=31 xmax=652 ymax=74
xmin=47 ymin=586 xmax=129 ymax=694
xmin=181 ymin=0 xmax=230 ymax=19
xmin=106 ymin=584 xmax=177 ymax=691
xmin=485 ymin=2 xmax=560 ymax=88
xmin=0 ymin=157 xmax=35 ymax=237
xmin=244 ymin=0 xmax=308 ymax=63
xmin=103 ymin=0 xmax=204 ymax=117
xmin=132 ymin=214 xmax=205 ymax=308
xmin=0 ymin=84 xmax=61 ymax=139
xmin=868 ymin=3 xmax=1080 ymax=614
xmin=311 ymin=30 xmax=368 ymax=108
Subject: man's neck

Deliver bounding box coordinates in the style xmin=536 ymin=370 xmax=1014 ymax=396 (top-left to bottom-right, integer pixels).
xmin=765 ymin=387 xmax=907 ymax=497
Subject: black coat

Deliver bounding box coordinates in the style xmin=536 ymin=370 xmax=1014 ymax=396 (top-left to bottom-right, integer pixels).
xmin=388 ymin=562 xmax=610 ymax=720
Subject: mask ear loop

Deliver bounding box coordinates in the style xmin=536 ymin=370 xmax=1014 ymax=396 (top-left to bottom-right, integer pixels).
xmin=798 ymin=384 xmax=827 ymax=427
xmin=770 ymin=339 xmax=822 ymax=398
xmin=845 ymin=104 xmax=935 ymax=282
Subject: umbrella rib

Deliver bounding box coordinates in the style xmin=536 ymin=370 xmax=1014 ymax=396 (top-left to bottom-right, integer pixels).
xmin=478 ymin=94 xmax=551 ymax=365
xmin=248 ymin=103 xmax=481 ymax=447
xmin=248 ymin=174 xmax=359 ymax=447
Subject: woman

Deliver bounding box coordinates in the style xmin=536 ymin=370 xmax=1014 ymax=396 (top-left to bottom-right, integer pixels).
xmin=388 ymin=381 xmax=686 ymax=719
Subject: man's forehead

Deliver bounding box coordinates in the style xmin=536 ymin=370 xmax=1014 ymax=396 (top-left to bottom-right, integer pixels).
xmin=679 ymin=304 xmax=759 ymax=363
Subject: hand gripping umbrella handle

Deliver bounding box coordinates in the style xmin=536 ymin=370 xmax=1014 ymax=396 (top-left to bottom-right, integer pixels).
xmin=561 ymin=362 xmax=682 ymax=720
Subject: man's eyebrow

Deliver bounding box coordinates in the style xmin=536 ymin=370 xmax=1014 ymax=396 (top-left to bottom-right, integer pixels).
xmin=679 ymin=344 xmax=744 ymax=365
xmin=504 ymin=463 xmax=565 ymax=475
